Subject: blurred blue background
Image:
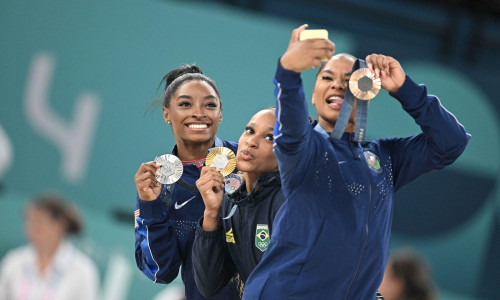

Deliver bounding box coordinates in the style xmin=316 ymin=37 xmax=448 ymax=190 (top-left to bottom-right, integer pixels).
xmin=1 ymin=0 xmax=499 ymax=299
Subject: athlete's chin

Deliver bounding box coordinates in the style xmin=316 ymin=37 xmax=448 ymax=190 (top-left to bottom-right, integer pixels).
xmin=183 ymin=133 xmax=215 ymax=143
xmin=318 ymin=113 xmax=340 ymax=124
xmin=236 ymin=161 xmax=252 ymax=172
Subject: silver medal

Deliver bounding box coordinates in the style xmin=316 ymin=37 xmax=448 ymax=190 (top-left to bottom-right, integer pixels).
xmin=154 ymin=154 xmax=183 ymax=184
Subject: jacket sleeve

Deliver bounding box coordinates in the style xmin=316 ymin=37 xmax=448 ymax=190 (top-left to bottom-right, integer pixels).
xmin=192 ymin=217 xmax=237 ymax=297
xmin=384 ymin=76 xmax=471 ymax=191
xmin=273 ymin=59 xmax=317 ymax=188
xmin=134 ymin=191 xmax=181 ymax=284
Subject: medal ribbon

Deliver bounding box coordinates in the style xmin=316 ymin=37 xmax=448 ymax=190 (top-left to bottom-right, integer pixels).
xmin=329 ymin=59 xmax=369 ymax=143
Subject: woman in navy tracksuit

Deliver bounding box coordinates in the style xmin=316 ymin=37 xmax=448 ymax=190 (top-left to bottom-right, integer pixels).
xmin=243 ymin=25 xmax=470 ymax=299
xmin=134 ymin=64 xmax=239 ymax=300
xmin=192 ymin=108 xmax=285 ymax=298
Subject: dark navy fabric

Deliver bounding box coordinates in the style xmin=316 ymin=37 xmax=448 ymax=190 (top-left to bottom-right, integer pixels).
xmin=243 ymin=61 xmax=470 ymax=299
xmin=192 ymin=172 xmax=284 ymax=297
xmin=135 ymin=138 xmax=240 ymax=300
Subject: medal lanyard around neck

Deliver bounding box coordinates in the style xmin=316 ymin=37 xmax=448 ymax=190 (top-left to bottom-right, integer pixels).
xmin=329 ymin=59 xmax=370 ymax=143
xmin=223 ymin=177 xmax=259 ymax=220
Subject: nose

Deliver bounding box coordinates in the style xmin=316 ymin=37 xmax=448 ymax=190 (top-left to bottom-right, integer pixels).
xmin=246 ymin=135 xmax=259 ymax=148
xmin=192 ymin=105 xmax=206 ymax=118
xmin=331 ymin=78 xmax=346 ymax=90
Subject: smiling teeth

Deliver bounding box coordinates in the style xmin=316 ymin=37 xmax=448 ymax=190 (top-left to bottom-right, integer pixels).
xmin=328 ymin=96 xmax=342 ymax=100
xmin=188 ymin=124 xmax=208 ymax=129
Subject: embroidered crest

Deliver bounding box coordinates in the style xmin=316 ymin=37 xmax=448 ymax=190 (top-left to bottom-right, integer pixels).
xmin=226 ymin=228 xmax=235 ymax=244
xmin=255 ymin=224 xmax=270 ymax=252
xmin=225 ymin=173 xmax=243 ymax=194
xmin=363 ymin=151 xmax=383 ymax=173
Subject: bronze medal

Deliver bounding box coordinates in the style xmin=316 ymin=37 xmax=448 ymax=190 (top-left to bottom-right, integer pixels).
xmin=348 ymin=68 xmax=381 ymax=101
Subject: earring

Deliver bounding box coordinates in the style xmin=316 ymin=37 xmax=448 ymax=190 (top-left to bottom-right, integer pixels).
xmin=167 ymin=121 xmax=171 ymax=125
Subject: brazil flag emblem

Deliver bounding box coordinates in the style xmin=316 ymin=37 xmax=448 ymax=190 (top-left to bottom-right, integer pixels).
xmin=255 ymin=224 xmax=270 ymax=252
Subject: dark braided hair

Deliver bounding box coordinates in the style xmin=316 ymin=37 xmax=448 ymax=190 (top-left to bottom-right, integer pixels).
xmin=160 ymin=64 xmax=222 ymax=109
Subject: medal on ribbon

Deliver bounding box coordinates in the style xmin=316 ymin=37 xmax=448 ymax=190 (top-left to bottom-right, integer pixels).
xmin=154 ymin=154 xmax=183 ymax=184
xmin=206 ymin=147 xmax=236 ymax=176
xmin=330 ymin=59 xmax=381 ymax=142
xmin=224 ymin=171 xmax=243 ymax=194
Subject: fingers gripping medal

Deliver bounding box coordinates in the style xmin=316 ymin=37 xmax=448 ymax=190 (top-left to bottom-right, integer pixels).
xmin=155 ymin=154 xmax=183 ymax=184
xmin=330 ymin=59 xmax=381 ymax=143
xmin=205 ymin=147 xmax=236 ymax=176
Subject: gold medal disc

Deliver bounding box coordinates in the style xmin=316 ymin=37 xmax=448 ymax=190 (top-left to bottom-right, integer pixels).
xmin=206 ymin=147 xmax=236 ymax=176
xmin=155 ymin=154 xmax=183 ymax=184
xmin=349 ymin=68 xmax=381 ymax=100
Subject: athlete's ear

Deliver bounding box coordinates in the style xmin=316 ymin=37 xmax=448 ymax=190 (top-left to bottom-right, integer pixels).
xmin=312 ymin=89 xmax=317 ymax=106
xmin=163 ymin=107 xmax=171 ymax=125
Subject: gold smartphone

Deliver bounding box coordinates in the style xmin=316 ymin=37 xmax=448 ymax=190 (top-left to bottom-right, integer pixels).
xmin=299 ymin=29 xmax=328 ymax=41
xmin=299 ymin=29 xmax=329 ymax=61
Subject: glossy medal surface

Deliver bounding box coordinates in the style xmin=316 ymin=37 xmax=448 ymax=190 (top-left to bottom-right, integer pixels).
xmin=154 ymin=154 xmax=183 ymax=184
xmin=206 ymin=147 xmax=236 ymax=176
xmin=348 ymin=68 xmax=381 ymax=100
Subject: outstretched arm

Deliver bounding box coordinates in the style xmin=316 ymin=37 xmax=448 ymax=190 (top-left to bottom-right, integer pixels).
xmin=274 ymin=25 xmax=335 ymax=185
xmin=366 ymin=54 xmax=470 ymax=189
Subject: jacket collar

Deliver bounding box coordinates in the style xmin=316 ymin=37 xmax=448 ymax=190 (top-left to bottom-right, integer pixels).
xmin=171 ymin=137 xmax=224 ymax=156
xmin=313 ymin=121 xmax=354 ymax=142
xmin=227 ymin=172 xmax=281 ymax=207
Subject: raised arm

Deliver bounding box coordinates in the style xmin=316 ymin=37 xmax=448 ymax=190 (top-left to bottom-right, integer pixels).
xmin=366 ymin=54 xmax=470 ymax=189
xmin=275 ymin=25 xmax=335 ymax=146
xmin=192 ymin=167 xmax=237 ymax=296
xmin=273 ymin=25 xmax=335 ymax=183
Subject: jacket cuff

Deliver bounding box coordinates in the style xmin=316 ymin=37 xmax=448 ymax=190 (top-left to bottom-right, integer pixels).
xmin=389 ymin=75 xmax=425 ymax=107
xmin=275 ymin=57 xmax=302 ymax=88
xmin=196 ymin=217 xmax=223 ymax=239
xmin=138 ymin=197 xmax=166 ymax=219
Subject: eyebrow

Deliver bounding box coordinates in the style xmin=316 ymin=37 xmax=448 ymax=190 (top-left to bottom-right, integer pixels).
xmin=176 ymin=95 xmax=217 ymax=100
xmin=322 ymin=70 xmax=352 ymax=77
xmin=248 ymin=122 xmax=274 ymax=131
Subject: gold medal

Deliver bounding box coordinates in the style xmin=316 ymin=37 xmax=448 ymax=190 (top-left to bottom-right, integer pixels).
xmin=206 ymin=147 xmax=236 ymax=176
xmin=154 ymin=154 xmax=183 ymax=184
xmin=348 ymin=68 xmax=381 ymax=100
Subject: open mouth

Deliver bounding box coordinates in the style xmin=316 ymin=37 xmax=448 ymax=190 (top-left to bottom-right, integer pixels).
xmin=326 ymin=95 xmax=343 ymax=109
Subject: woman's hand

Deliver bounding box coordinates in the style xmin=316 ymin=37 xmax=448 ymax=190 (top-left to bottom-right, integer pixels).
xmin=196 ymin=167 xmax=225 ymax=231
xmin=366 ymin=54 xmax=406 ymax=94
xmin=280 ymin=24 xmax=336 ymax=73
xmin=134 ymin=161 xmax=162 ymax=201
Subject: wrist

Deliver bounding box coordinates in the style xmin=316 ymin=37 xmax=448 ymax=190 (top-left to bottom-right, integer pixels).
xmin=202 ymin=211 xmax=220 ymax=231
xmin=204 ymin=206 xmax=221 ymax=217
xmin=280 ymin=56 xmax=291 ymax=71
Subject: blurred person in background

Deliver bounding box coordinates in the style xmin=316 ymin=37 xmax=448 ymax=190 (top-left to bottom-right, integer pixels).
xmin=0 ymin=192 xmax=99 ymax=300
xmin=379 ymin=248 xmax=437 ymax=300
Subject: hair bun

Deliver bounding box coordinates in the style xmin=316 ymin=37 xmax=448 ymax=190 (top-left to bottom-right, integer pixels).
xmin=164 ymin=64 xmax=203 ymax=90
